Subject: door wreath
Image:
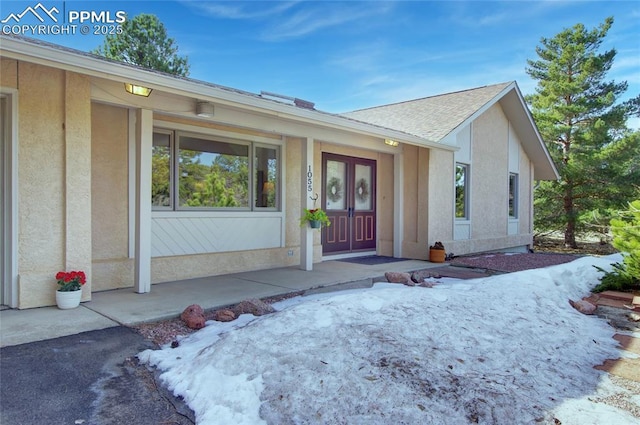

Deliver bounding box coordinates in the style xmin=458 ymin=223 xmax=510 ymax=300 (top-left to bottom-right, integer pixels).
xmin=355 ymin=178 xmax=369 ymax=203
xmin=327 ymin=177 xmax=343 ymax=202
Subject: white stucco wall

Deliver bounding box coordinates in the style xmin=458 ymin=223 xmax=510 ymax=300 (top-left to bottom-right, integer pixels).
xmin=400 ymin=144 xmax=438 ymax=260
xmin=4 ymin=60 xmax=92 ymax=308
xmin=446 ymin=103 xmax=534 ymax=256
xmin=91 ymin=102 xmax=132 ymax=291
xmin=427 ymin=147 xmax=455 ymax=256
xmin=3 ymin=53 xmax=539 ymax=308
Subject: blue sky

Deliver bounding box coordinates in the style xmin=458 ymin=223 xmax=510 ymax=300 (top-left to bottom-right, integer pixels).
xmin=2 ymin=0 xmax=639 ymax=122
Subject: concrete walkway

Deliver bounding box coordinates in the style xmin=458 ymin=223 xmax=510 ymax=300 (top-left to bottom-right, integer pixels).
xmin=1 ymin=259 xmax=443 ymax=347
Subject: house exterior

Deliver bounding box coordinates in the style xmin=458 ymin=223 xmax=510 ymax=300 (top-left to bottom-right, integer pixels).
xmin=0 ymin=36 xmax=557 ymax=309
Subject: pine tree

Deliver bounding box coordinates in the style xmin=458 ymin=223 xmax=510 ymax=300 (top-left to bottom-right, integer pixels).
xmin=526 ymin=17 xmax=640 ymax=247
xmin=611 ymin=200 xmax=640 ymax=280
xmin=92 ymin=13 xmax=190 ymax=76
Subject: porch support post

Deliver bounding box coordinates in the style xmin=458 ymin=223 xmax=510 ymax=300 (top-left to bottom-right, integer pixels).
xmin=393 ymin=151 xmax=403 ymax=258
xmin=300 ymin=137 xmax=314 ymax=271
xmin=134 ymin=108 xmax=152 ymax=293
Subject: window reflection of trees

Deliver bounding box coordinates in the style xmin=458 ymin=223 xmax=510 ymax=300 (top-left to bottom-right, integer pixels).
xmin=152 ymin=131 xmax=279 ymax=210
xmin=455 ymin=164 xmax=469 ymax=219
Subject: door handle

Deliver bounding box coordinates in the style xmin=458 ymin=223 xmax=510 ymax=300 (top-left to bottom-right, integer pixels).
xmin=348 ymin=207 xmax=353 ymax=217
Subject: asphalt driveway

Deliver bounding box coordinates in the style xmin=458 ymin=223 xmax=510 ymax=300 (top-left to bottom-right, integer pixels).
xmin=0 ymin=326 xmax=194 ymax=424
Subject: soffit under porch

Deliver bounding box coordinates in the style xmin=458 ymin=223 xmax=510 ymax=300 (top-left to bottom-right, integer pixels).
xmin=89 ymin=76 xmax=449 ymax=155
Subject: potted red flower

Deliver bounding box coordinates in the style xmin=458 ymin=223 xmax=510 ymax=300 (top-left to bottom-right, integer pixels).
xmin=55 ymin=270 xmax=86 ymax=309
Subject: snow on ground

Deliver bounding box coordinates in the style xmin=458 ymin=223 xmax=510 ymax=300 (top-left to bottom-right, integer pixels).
xmin=138 ymin=255 xmax=640 ymax=424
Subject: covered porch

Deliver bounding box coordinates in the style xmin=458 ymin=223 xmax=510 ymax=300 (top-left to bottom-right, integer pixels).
xmin=1 ymin=258 xmax=447 ymax=347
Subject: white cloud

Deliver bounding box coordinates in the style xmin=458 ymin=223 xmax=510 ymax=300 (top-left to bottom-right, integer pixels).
xmin=182 ymin=0 xmax=394 ymax=42
xmin=262 ymin=2 xmax=394 ymax=41
xmin=182 ymin=0 xmax=299 ymax=20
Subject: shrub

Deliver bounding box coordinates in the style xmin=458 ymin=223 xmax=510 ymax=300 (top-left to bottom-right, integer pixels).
xmin=593 ymin=200 xmax=640 ymax=292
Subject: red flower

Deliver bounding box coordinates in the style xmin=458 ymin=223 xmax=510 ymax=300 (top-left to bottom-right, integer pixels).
xmin=55 ymin=270 xmax=87 ymax=291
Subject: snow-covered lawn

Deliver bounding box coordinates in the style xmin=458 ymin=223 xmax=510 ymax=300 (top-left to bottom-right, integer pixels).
xmin=139 ymin=255 xmax=640 ymax=424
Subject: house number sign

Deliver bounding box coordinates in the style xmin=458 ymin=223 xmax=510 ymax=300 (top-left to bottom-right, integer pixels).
xmin=307 ymin=165 xmax=313 ymax=192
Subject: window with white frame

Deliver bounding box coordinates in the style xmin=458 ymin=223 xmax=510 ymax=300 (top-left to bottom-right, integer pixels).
xmin=455 ymin=163 xmax=469 ymax=219
xmin=152 ymin=129 xmax=280 ymax=211
xmin=509 ymin=173 xmax=518 ymax=218
xmin=152 ymin=130 xmax=173 ymax=208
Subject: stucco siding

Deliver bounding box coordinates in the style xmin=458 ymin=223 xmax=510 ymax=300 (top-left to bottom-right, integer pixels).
xmin=284 ymin=137 xmax=303 ymax=258
xmin=377 ymin=152 xmax=394 ymax=256
xmin=151 ymin=248 xmax=295 ymax=283
xmin=471 ymin=104 xmax=509 ymax=240
xmin=447 ymin=103 xmax=534 ymax=256
xmin=402 ymin=145 xmax=433 ymax=259
xmin=64 ymin=72 xmax=92 ymax=299
xmin=16 ymin=64 xmax=92 ymax=308
xmin=91 ymin=103 xmax=132 ymax=291
xmin=427 ymin=148 xmax=454 ymax=253
xmin=0 ymin=59 xmax=17 ymax=87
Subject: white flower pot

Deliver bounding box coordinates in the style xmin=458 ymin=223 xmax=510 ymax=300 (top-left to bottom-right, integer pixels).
xmin=56 ymin=290 xmax=82 ymax=309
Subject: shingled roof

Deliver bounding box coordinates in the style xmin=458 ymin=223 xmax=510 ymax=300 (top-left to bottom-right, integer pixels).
xmin=342 ymin=82 xmax=558 ymax=180
xmin=342 ymin=82 xmax=512 ymax=142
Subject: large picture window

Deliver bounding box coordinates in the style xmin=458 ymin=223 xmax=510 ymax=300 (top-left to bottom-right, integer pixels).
xmin=455 ymin=163 xmax=469 ymax=219
xmin=152 ymin=129 xmax=280 ymax=211
xmin=179 ymin=135 xmax=249 ymax=208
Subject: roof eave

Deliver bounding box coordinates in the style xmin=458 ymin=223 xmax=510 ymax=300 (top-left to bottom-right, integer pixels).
xmin=443 ymin=82 xmax=558 ymax=180
xmin=0 ymin=36 xmax=455 ymax=152
xmin=500 ymin=85 xmax=559 ymax=181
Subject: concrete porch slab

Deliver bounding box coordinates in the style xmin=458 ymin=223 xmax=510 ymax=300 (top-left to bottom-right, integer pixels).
xmin=0 ymin=306 xmax=117 ymax=347
xmin=1 ymin=259 xmax=439 ymax=346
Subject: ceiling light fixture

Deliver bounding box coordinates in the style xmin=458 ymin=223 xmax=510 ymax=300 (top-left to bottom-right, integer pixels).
xmin=384 ymin=139 xmax=399 ymax=147
xmin=124 ymin=83 xmax=153 ymax=97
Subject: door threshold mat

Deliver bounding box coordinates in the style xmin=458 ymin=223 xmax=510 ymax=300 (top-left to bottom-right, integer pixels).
xmin=336 ymin=256 xmax=409 ymax=265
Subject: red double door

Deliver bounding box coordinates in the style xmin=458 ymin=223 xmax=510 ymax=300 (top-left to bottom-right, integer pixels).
xmin=322 ymin=153 xmax=376 ymax=255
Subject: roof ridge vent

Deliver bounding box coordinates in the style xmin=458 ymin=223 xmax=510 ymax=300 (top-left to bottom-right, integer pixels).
xmin=260 ymin=91 xmax=315 ymax=110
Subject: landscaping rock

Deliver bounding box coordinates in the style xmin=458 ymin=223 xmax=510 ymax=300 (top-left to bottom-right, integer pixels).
xmin=213 ymin=309 xmax=236 ymax=322
xmin=569 ymin=299 xmax=597 ymax=315
xmin=180 ymin=304 xmax=206 ymax=329
xmin=385 ymin=272 xmax=412 ymax=284
xmin=411 ymin=270 xmax=432 ymax=283
xmin=233 ymin=299 xmax=275 ymax=316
